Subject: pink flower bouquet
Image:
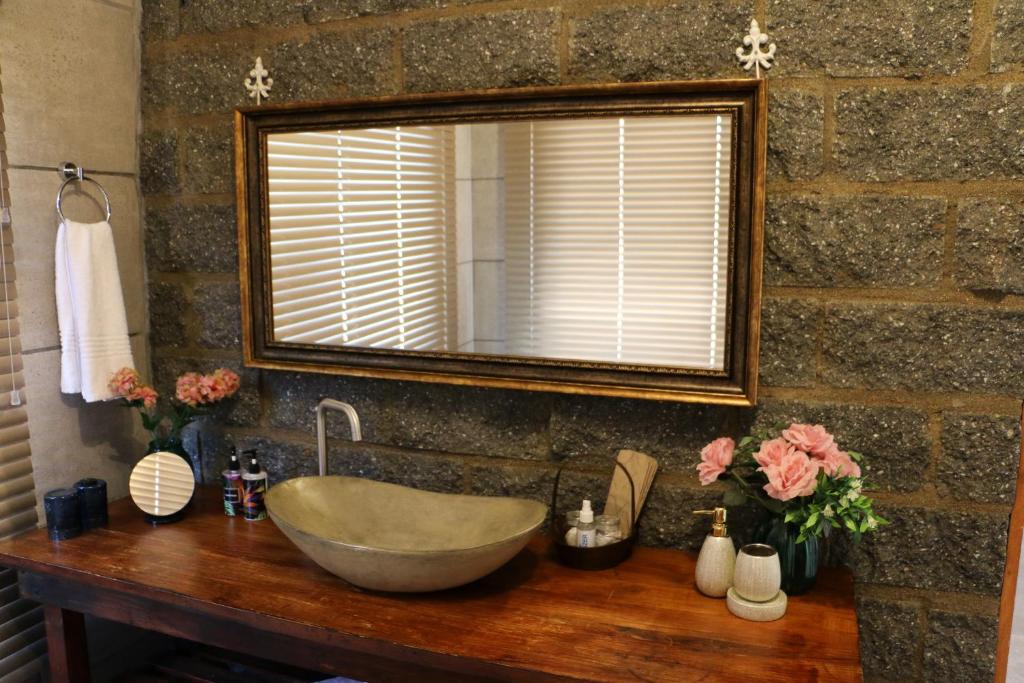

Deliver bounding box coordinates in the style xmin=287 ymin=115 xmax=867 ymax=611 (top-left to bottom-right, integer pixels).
xmin=109 ymin=367 xmax=241 ymax=450
xmin=696 ymin=423 xmax=886 ymax=543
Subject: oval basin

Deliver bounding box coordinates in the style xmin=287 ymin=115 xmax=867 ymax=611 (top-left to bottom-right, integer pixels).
xmin=266 ymin=476 xmax=548 ymax=592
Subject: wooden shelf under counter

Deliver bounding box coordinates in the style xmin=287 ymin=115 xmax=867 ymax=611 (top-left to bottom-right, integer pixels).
xmin=0 ymin=486 xmax=862 ymax=682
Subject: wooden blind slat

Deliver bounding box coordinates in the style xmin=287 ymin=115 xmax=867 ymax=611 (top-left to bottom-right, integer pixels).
xmin=0 ymin=622 xmax=45 ymax=663
xmin=0 ymin=637 xmax=47 ymax=678
xmin=0 ymin=606 xmax=42 ymax=648
xmin=505 ymin=115 xmax=732 ymax=369
xmin=0 ymin=77 xmax=44 ymax=677
xmin=267 ymin=126 xmax=457 ymax=350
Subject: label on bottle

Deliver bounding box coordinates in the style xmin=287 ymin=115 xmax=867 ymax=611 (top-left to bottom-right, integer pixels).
xmin=242 ymin=476 xmax=267 ymax=521
xmin=577 ymin=528 xmax=596 ymax=548
xmin=222 ymin=472 xmax=242 ymax=516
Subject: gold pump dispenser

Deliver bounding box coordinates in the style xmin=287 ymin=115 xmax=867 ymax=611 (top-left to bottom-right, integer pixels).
xmin=692 ymin=507 xmax=736 ymax=598
xmin=694 ymin=507 xmax=728 ymax=537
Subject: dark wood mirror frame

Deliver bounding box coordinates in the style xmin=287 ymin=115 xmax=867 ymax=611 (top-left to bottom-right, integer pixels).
xmin=235 ymin=79 xmax=767 ymax=405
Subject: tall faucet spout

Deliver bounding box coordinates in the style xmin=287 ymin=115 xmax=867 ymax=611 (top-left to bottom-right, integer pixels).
xmin=315 ymin=398 xmax=362 ymax=476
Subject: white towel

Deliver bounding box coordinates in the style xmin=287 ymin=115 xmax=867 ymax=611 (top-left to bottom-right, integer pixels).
xmin=55 ymin=220 xmax=135 ymax=402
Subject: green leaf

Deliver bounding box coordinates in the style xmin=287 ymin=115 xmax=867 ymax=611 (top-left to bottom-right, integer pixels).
xmin=739 ymin=436 xmax=754 ymax=447
xmin=859 ymin=518 xmax=869 ymax=533
xmin=806 ymin=511 xmax=819 ymax=528
xmin=784 ymin=510 xmax=797 ymax=524
xmin=722 ymin=488 xmax=746 ymax=507
xmin=844 ymin=517 xmax=857 ymax=532
xmin=848 ymin=451 xmax=863 ymax=462
xmin=140 ymin=412 xmax=160 ymax=431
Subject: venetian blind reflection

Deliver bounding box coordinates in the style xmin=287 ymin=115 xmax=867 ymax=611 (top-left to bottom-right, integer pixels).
xmin=265 ymin=114 xmax=732 ymax=371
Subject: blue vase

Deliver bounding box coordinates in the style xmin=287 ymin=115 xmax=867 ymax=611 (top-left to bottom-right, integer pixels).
xmin=756 ymin=516 xmax=820 ymax=596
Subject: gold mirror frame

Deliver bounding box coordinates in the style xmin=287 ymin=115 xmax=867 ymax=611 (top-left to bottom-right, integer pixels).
xmin=235 ymin=79 xmax=767 ymax=405
xmin=997 ymin=408 xmax=1024 ymax=682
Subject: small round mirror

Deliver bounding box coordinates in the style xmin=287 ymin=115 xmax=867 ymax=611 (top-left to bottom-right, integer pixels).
xmin=129 ymin=452 xmax=195 ymax=524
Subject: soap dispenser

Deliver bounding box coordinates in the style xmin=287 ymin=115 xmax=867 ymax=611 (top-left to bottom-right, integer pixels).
xmin=693 ymin=507 xmax=736 ymax=598
xmin=241 ymin=451 xmax=268 ymax=522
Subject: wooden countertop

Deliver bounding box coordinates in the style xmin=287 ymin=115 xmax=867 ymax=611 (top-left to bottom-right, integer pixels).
xmin=0 ymin=486 xmax=862 ymax=682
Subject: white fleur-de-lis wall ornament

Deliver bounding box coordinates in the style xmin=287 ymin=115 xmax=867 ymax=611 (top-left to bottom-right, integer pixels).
xmin=736 ymin=19 xmax=776 ymax=77
xmin=244 ymin=57 xmax=273 ymax=105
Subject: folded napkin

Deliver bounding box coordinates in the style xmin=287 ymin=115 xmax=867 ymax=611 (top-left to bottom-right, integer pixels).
xmin=55 ymin=220 xmax=134 ymax=402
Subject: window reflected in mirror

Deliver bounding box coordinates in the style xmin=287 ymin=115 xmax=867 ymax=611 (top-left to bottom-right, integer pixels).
xmin=266 ymin=114 xmax=734 ymax=371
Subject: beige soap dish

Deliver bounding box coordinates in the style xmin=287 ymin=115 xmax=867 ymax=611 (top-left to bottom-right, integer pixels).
xmin=726 ymin=587 xmax=787 ymax=622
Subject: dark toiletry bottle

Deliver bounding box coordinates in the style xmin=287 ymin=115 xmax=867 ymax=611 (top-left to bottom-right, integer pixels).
xmin=222 ymin=449 xmax=243 ymax=517
xmin=44 ymin=488 xmax=82 ymax=541
xmin=241 ymin=451 xmax=268 ymax=522
xmin=75 ymin=478 xmax=108 ymax=530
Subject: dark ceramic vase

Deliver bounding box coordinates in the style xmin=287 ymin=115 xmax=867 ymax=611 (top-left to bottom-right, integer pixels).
xmin=142 ymin=436 xmax=194 ymax=525
xmin=756 ymin=516 xmax=821 ymax=596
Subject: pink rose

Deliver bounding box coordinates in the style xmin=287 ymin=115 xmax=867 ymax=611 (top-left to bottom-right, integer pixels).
xmin=198 ymin=374 xmax=217 ymax=401
xmin=214 ymin=368 xmax=241 ymax=397
xmin=696 ymin=437 xmax=735 ymax=486
xmin=108 ymin=367 xmax=141 ymax=398
xmin=130 ymin=386 xmax=159 ymax=410
xmin=175 ymin=372 xmax=203 ymax=406
xmin=754 ymin=437 xmax=791 ymax=468
xmin=175 ymin=369 xmax=242 ymax=407
xmin=818 ymin=446 xmax=861 ymax=478
xmin=760 ymin=448 xmax=820 ymax=501
xmin=782 ymin=423 xmax=835 ymax=457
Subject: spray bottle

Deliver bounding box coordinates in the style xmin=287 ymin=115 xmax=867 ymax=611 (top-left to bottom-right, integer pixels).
xmin=241 ymin=450 xmax=268 ymax=522
xmin=576 ymin=500 xmax=597 ymax=548
xmin=222 ymin=448 xmax=242 ymax=517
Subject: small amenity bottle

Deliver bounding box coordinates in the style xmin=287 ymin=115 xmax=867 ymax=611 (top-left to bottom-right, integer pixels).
xmin=222 ymin=449 xmax=242 ymax=517
xmin=241 ymin=451 xmax=268 ymax=522
xmin=693 ymin=507 xmax=736 ymax=598
xmin=576 ymin=500 xmax=596 ymax=548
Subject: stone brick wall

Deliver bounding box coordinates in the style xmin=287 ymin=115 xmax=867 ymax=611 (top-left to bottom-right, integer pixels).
xmin=139 ymin=1 xmax=1024 ymax=680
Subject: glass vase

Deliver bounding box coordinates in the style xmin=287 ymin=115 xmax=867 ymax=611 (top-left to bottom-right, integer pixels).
xmin=180 ymin=417 xmax=217 ymax=485
xmin=756 ymin=515 xmax=820 ymax=596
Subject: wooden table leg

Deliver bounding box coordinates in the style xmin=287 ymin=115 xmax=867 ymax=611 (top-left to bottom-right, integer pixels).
xmin=43 ymin=605 xmax=90 ymax=683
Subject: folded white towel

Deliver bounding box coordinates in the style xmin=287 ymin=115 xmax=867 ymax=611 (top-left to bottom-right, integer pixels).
xmin=55 ymin=220 xmax=135 ymax=402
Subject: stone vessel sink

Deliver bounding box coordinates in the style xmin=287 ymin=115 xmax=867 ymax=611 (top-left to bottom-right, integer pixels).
xmin=266 ymin=476 xmax=548 ymax=592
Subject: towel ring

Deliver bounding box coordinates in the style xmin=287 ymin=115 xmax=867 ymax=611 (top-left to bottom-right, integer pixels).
xmin=56 ymin=162 xmax=112 ymax=223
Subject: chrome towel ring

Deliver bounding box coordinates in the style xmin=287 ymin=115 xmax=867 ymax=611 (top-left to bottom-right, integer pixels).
xmin=56 ymin=162 xmax=112 ymax=223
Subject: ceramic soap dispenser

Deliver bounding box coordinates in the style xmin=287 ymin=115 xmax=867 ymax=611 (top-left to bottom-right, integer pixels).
xmin=693 ymin=507 xmax=736 ymax=598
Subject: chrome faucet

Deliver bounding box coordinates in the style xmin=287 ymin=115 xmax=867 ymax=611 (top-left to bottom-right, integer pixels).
xmin=315 ymin=398 xmax=362 ymax=476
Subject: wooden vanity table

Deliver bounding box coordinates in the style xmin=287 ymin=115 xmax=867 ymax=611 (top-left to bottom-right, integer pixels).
xmin=0 ymin=487 xmax=861 ymax=682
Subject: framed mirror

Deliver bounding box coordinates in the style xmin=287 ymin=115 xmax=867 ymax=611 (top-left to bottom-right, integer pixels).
xmin=236 ymin=80 xmax=766 ymax=405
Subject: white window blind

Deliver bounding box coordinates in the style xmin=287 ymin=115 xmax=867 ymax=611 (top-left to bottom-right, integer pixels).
xmin=504 ymin=115 xmax=732 ymax=369
xmin=0 ymin=83 xmax=46 ymax=679
xmin=266 ymin=126 xmax=457 ymax=351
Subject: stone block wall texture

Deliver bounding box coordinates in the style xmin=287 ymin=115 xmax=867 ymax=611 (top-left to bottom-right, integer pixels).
xmin=140 ymin=1 xmax=1024 ymax=680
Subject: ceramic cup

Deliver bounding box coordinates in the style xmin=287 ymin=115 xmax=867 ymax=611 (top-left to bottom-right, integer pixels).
xmin=733 ymin=543 xmax=781 ymax=603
